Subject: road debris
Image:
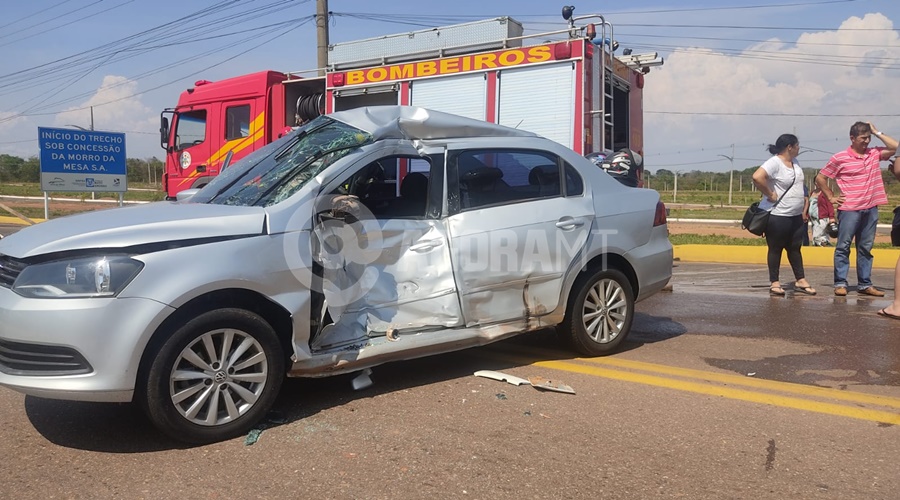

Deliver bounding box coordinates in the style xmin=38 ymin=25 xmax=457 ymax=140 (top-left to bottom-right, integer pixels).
xmin=351 ymin=368 xmax=373 ymax=390
xmin=527 ymin=376 xmax=576 ymax=395
xmin=474 ymin=370 xmax=530 ymax=386
xmin=244 ymin=428 xmax=263 ymax=446
xmin=474 ymin=370 xmax=575 ymax=394
xmin=243 ymin=412 xmax=288 ymax=446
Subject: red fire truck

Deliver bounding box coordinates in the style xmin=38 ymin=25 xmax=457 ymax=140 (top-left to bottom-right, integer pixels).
xmin=159 ymin=8 xmax=661 ymax=198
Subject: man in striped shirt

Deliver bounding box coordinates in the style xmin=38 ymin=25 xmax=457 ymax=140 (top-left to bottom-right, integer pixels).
xmin=815 ymin=122 xmax=898 ymax=297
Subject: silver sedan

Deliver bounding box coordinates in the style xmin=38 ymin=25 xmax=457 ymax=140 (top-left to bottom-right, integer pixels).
xmin=0 ymin=106 xmax=672 ymax=443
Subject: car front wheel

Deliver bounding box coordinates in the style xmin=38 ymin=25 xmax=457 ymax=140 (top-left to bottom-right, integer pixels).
xmin=142 ymin=308 xmax=285 ymax=444
xmin=561 ymin=268 xmax=635 ymax=356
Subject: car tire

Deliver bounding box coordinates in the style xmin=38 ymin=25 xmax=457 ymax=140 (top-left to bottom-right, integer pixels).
xmin=142 ymin=308 xmax=285 ymax=444
xmin=560 ymin=268 xmax=634 ymax=356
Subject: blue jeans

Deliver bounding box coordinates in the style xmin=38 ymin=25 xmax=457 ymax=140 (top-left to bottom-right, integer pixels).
xmin=834 ymin=207 xmax=879 ymax=289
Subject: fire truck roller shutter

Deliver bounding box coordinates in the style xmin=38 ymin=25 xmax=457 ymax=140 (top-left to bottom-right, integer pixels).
xmin=410 ymin=73 xmax=486 ymax=121
xmin=295 ymin=93 xmax=324 ymax=125
xmin=497 ymin=62 xmax=574 ymax=148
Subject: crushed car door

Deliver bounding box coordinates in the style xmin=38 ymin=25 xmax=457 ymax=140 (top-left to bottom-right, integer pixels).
xmin=310 ymin=146 xmax=464 ymax=351
xmin=445 ymin=147 xmax=593 ymax=325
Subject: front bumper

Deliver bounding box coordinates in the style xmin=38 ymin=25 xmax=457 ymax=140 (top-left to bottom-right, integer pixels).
xmin=0 ymin=287 xmax=173 ymax=402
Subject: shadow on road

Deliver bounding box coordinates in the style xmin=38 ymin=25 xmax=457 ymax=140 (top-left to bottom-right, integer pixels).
xmin=23 ymin=313 xmax=685 ymax=452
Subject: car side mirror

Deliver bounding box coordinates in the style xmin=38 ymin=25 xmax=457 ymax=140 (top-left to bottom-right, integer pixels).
xmin=175 ymin=188 xmax=200 ymax=202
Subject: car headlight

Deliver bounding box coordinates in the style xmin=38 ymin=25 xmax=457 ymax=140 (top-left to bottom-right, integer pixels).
xmin=13 ymin=256 xmax=144 ymax=298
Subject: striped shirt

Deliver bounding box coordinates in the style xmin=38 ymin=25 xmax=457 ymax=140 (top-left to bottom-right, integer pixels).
xmin=818 ymin=146 xmax=886 ymax=210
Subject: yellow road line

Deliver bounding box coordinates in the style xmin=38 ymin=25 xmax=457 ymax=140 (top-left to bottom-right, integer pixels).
xmin=579 ymin=356 xmax=900 ymax=410
xmin=530 ymin=359 xmax=900 ymax=425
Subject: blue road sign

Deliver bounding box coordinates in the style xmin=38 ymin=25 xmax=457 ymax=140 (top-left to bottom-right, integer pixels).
xmin=38 ymin=127 xmax=128 ymax=192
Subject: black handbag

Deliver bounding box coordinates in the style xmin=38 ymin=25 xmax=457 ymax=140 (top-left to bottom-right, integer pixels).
xmin=741 ymin=169 xmax=796 ymax=236
xmin=741 ymin=202 xmax=770 ymax=236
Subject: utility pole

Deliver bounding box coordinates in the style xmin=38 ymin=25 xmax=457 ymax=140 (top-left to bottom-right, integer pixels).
xmin=718 ymin=143 xmax=735 ymax=206
xmin=673 ymin=171 xmax=678 ymax=204
xmin=316 ymin=0 xmax=329 ymax=76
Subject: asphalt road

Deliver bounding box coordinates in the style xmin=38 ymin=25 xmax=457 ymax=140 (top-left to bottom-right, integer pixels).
xmin=0 ymin=223 xmax=23 ymax=238
xmin=0 ymin=262 xmax=898 ymax=499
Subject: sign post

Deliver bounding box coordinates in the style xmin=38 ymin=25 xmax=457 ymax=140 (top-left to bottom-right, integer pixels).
xmin=37 ymin=127 xmax=127 ymax=219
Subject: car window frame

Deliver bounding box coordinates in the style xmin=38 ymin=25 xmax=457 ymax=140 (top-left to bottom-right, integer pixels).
xmin=317 ymin=146 xmax=445 ymax=221
xmin=447 ymin=147 xmax=565 ymax=215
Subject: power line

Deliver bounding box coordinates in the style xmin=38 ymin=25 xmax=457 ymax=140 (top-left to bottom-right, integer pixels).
xmin=330 ymin=0 xmax=863 ymax=24
xmin=0 ymin=0 xmax=77 ymax=30
xmin=0 ymin=0 xmax=104 ymax=42
xmin=18 ymin=17 xmax=312 ymax=116
xmin=617 ymin=32 xmax=900 ymax=49
xmin=605 ymin=0 xmax=862 ymax=15
xmin=16 ymin=18 xmax=311 ymax=120
xmin=0 ymin=1 xmax=312 ymax=120
xmin=614 ymin=22 xmax=896 ymax=31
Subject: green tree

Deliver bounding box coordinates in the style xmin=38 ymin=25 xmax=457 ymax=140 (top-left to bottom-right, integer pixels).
xmin=20 ymin=156 xmax=40 ymax=182
xmin=0 ymin=154 xmax=25 ymax=182
xmin=126 ymin=158 xmax=145 ymax=183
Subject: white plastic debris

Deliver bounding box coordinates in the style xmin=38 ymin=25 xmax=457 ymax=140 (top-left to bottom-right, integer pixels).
xmin=474 ymin=370 xmax=530 ymax=386
xmin=351 ymin=368 xmax=373 ymax=390
xmin=474 ymin=370 xmax=575 ymax=394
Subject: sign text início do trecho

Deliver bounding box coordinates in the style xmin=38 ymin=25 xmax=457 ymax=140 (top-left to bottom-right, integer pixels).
xmin=38 ymin=127 xmax=127 ymax=193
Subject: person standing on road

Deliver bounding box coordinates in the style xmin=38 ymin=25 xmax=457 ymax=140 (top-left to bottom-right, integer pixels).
xmin=815 ymin=122 xmax=898 ymax=297
xmin=807 ymin=185 xmax=835 ymax=246
xmin=752 ymin=134 xmax=816 ymax=296
xmin=877 ymin=157 xmax=900 ymax=320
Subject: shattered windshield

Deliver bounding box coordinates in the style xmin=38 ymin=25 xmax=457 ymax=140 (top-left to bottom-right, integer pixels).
xmin=192 ymin=116 xmax=374 ymax=207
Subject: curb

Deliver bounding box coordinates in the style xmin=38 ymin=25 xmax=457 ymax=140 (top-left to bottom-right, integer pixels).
xmin=674 ymin=244 xmax=900 ymax=269
xmin=0 ymin=215 xmax=44 ymax=225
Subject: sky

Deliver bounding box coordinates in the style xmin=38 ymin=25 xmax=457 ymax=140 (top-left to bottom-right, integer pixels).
xmin=0 ymin=0 xmax=897 ymax=174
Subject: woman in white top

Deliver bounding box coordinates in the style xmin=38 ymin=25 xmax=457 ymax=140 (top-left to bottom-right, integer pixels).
xmin=751 ymin=134 xmax=816 ymax=296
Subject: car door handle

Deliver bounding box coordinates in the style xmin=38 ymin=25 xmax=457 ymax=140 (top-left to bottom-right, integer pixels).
xmin=556 ymin=217 xmax=584 ymax=230
xmin=410 ymin=239 xmax=444 ymax=252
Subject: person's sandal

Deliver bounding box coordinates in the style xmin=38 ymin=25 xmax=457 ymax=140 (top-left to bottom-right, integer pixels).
xmin=795 ymin=284 xmax=817 ymax=295
xmin=770 ymin=286 xmax=785 ymax=296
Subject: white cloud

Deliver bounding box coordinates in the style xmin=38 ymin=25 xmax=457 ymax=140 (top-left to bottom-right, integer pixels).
xmin=54 ymin=75 xmax=154 ymax=133
xmin=51 ymin=75 xmax=160 ymax=159
xmin=1 ymin=76 xmax=161 ymax=160
xmin=644 ymin=13 xmax=900 ymax=171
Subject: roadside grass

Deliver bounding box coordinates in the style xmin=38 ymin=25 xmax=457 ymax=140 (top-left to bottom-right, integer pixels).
xmin=668 ymin=208 xmax=746 ymax=220
xmin=660 ymin=189 xmax=900 ymax=224
xmin=9 ymin=205 xmax=117 ymax=219
xmin=0 ymin=183 xmax=166 ymax=203
xmin=669 ymin=233 xmax=766 ymax=246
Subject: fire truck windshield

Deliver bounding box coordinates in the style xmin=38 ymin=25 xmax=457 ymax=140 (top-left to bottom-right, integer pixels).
xmin=175 ymin=110 xmax=207 ymax=150
xmin=190 ymin=116 xmax=374 ymax=207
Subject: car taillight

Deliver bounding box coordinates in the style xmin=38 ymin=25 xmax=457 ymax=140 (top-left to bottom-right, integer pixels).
xmin=654 ymin=201 xmax=667 ymax=226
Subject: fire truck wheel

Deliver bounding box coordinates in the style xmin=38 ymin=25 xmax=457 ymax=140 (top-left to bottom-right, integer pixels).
xmin=140 ymin=308 xmax=284 ymax=444
xmin=559 ymin=268 xmax=634 ymax=356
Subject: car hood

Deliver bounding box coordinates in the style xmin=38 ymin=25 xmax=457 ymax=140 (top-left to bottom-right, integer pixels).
xmin=0 ymin=201 xmax=267 ymax=258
